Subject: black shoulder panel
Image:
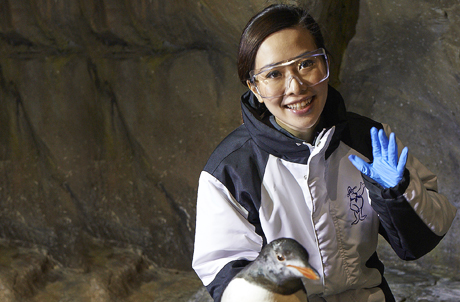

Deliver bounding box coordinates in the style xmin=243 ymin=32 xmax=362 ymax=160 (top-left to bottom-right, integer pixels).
xmin=204 ymin=124 xmax=269 ymax=245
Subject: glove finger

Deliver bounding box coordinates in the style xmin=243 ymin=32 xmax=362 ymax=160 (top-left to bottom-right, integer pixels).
xmin=397 ymin=147 xmax=409 ymax=175
xmin=388 ymin=133 xmax=398 ymax=167
xmin=370 ymin=127 xmax=381 ymax=160
xmin=348 ymin=155 xmax=372 ymax=178
xmin=378 ymin=129 xmax=389 ymax=160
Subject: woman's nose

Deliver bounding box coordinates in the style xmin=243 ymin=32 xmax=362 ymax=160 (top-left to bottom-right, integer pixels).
xmin=285 ymin=75 xmax=306 ymax=95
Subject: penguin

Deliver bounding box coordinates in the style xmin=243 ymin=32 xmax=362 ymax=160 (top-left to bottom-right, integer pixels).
xmin=221 ymin=238 xmax=320 ymax=302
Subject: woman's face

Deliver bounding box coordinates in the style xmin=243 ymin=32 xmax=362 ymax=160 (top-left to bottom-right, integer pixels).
xmin=249 ymin=27 xmax=328 ymax=142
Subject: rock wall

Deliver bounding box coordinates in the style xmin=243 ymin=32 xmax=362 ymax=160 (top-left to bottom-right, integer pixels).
xmin=0 ymin=0 xmax=458 ymax=300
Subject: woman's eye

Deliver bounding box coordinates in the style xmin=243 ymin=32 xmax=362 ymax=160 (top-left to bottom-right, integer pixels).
xmin=265 ymin=70 xmax=282 ymax=79
xmin=299 ymin=59 xmax=315 ymax=69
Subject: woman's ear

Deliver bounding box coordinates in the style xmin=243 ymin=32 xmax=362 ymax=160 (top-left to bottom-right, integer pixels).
xmin=247 ymin=80 xmax=264 ymax=103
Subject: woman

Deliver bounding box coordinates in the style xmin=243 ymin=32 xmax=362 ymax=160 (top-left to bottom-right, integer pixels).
xmin=192 ymin=4 xmax=456 ymax=302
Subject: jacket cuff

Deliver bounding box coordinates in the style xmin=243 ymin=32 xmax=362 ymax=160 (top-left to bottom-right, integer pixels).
xmin=362 ymin=168 xmax=410 ymax=199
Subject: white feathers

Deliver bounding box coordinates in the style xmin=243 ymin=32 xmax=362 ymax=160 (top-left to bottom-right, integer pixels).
xmin=222 ymin=278 xmax=308 ymax=302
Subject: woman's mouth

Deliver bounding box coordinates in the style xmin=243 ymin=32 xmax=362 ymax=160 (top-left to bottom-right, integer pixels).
xmin=286 ymin=97 xmax=313 ymax=111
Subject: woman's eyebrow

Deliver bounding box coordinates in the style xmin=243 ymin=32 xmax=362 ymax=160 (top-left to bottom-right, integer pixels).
xmin=258 ymin=49 xmax=316 ymax=70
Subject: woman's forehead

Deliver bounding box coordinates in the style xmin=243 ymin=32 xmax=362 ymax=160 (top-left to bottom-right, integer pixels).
xmin=254 ymin=27 xmax=317 ymax=70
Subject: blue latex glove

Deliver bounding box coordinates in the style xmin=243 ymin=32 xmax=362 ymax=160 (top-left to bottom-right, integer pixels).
xmin=348 ymin=127 xmax=409 ymax=188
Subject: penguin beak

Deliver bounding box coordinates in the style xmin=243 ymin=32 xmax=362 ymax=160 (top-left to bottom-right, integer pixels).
xmin=287 ymin=265 xmax=320 ymax=280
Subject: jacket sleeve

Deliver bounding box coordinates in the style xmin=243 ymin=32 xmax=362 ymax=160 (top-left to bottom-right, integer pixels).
xmin=363 ymin=125 xmax=457 ymax=260
xmin=192 ymin=170 xmax=263 ymax=301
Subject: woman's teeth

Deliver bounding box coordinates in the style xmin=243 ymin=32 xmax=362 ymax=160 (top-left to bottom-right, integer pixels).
xmin=286 ymin=98 xmax=312 ymax=110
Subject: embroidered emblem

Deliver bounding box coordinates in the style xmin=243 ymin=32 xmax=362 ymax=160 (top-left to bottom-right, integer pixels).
xmin=347 ymin=182 xmax=367 ymax=225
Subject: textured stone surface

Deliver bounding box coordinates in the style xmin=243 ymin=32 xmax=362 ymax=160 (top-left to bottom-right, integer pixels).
xmin=378 ymin=239 xmax=460 ymax=302
xmin=0 ymin=0 xmax=459 ymax=300
xmin=0 ymin=0 xmax=359 ymax=270
xmin=0 ymin=239 xmax=207 ymax=302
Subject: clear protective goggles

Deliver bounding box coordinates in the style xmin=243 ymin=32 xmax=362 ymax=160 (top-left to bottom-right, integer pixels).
xmin=249 ymin=48 xmax=329 ymax=98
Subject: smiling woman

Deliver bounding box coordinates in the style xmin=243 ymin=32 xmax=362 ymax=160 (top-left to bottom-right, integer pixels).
xmin=192 ymin=4 xmax=457 ymax=302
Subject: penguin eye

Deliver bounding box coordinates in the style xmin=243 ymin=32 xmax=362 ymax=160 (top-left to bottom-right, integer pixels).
xmin=277 ymin=254 xmax=285 ymax=262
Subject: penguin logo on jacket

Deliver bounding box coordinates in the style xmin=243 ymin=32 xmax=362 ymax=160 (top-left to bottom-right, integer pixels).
xmin=347 ymin=182 xmax=367 ymax=225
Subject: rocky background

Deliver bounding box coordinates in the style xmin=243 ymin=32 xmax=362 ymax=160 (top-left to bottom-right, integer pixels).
xmin=0 ymin=0 xmax=458 ymax=301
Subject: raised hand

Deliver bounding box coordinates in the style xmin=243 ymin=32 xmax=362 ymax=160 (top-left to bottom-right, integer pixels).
xmin=348 ymin=127 xmax=408 ymax=188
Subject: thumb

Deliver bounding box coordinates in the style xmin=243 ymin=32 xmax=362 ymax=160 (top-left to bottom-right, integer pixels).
xmin=348 ymin=155 xmax=372 ymax=177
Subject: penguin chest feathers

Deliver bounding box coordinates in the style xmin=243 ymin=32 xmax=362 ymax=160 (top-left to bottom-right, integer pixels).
xmin=221 ymin=278 xmax=308 ymax=302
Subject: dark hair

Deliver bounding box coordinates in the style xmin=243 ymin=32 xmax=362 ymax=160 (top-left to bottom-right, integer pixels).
xmin=237 ymin=4 xmax=326 ymax=86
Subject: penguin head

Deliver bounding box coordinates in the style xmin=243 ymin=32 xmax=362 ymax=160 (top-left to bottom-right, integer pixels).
xmin=243 ymin=238 xmax=320 ymax=295
xmin=266 ymin=238 xmax=319 ymax=280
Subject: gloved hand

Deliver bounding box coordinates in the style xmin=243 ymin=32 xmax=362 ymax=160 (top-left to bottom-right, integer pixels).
xmin=348 ymin=127 xmax=408 ymax=188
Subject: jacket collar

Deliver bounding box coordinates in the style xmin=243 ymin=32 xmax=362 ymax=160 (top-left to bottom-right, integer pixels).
xmin=241 ymin=85 xmax=348 ymax=164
